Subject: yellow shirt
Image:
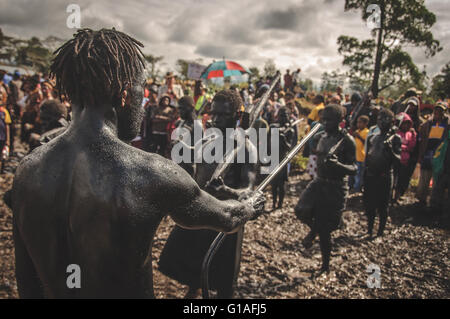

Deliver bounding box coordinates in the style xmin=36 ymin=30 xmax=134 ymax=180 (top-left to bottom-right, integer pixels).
xmin=0 ymin=107 xmax=11 ymax=124
xmin=355 ymin=128 xmax=369 ymax=162
xmin=428 ymin=124 xmax=444 ymax=139
xmin=308 ymin=103 xmax=324 ymax=122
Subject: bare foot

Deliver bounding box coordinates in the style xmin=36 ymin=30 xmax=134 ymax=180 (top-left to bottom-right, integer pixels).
xmin=311 ymin=267 xmax=329 ymax=280
xmin=302 ymin=235 xmax=314 ymax=249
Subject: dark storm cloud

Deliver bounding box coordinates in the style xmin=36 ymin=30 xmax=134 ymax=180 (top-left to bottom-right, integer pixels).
xmin=167 ymin=19 xmax=199 ymax=44
xmin=221 ymin=26 xmax=261 ymax=45
xmin=255 ymin=2 xmax=321 ymax=32
xmin=194 ymin=44 xmax=254 ymax=60
xmin=257 ymin=7 xmax=300 ymax=30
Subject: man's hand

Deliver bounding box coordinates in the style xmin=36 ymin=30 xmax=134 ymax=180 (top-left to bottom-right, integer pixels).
xmin=237 ymin=188 xmax=254 ymax=201
xmin=205 ymin=176 xmax=225 ymax=194
xmin=325 ymin=154 xmax=339 ymax=169
xmin=384 ymin=138 xmax=393 ymax=150
xmin=242 ymin=190 xmax=266 ymax=220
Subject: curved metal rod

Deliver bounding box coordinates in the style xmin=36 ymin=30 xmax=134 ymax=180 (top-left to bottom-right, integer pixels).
xmin=201 ymin=232 xmax=226 ymax=299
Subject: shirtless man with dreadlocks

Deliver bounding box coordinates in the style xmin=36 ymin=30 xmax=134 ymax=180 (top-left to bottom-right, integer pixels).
xmin=10 ymin=28 xmax=265 ymax=298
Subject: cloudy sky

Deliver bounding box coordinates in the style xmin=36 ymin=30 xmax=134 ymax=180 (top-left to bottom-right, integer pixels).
xmin=0 ymin=0 xmax=449 ymax=85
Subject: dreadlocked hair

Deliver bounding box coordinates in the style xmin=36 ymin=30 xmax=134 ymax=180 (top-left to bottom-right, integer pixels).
xmin=212 ymin=89 xmax=243 ymax=113
xmin=50 ymin=28 xmax=145 ymax=109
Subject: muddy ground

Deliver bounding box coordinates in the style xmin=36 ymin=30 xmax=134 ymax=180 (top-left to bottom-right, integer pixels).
xmin=0 ymin=141 xmax=449 ymax=299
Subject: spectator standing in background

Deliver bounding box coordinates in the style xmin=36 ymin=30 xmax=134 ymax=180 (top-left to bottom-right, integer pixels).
xmin=293 ymin=68 xmax=301 ymax=88
xmin=394 ymin=112 xmax=417 ymax=202
xmin=416 ymin=102 xmax=449 ymax=206
xmin=158 ymin=72 xmax=183 ymax=106
xmin=284 ymin=69 xmax=293 ymax=92
xmin=351 ymin=115 xmax=369 ymax=193
xmin=308 ymin=94 xmax=325 ymax=125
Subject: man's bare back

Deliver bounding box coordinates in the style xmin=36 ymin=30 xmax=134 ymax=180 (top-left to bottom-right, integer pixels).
xmin=10 ymin=29 xmax=265 ymax=298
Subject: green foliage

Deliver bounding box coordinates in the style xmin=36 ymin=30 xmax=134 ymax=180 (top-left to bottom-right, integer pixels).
xmin=0 ymin=29 xmax=52 ymax=73
xmin=382 ymin=65 xmax=427 ymax=100
xmin=248 ymin=66 xmax=260 ymax=81
xmin=0 ymin=29 xmax=24 ymax=62
xmin=15 ymin=37 xmax=52 ymax=73
xmin=337 ymin=36 xmax=375 ymax=88
xmin=298 ymin=78 xmax=314 ymax=92
xmin=430 ymin=62 xmax=450 ymax=100
xmin=175 ymin=59 xmax=190 ymax=79
xmin=263 ymin=59 xmax=277 ymax=77
xmin=320 ymin=70 xmax=345 ymax=92
xmin=144 ymin=54 xmax=164 ymax=78
xmin=339 ymin=0 xmax=442 ymax=96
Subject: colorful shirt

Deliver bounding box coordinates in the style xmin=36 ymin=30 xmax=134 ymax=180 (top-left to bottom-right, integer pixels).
xmin=355 ymin=128 xmax=369 ymax=162
xmin=398 ymin=129 xmax=417 ymax=166
xmin=308 ymin=103 xmax=324 ymax=122
xmin=0 ymin=106 xmax=12 ymax=141
xmin=422 ymin=121 xmax=448 ymax=168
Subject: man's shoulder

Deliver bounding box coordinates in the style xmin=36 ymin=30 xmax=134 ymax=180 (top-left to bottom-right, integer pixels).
xmin=123 ymin=146 xmax=193 ymax=184
xmin=342 ymin=130 xmax=356 ymax=148
xmin=14 ymin=139 xmax=60 ymax=186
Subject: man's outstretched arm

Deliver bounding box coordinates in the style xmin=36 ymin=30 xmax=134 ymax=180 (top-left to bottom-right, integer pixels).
xmin=157 ymin=160 xmax=265 ymax=234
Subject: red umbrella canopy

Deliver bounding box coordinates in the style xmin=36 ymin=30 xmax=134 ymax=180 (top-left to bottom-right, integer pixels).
xmin=200 ymin=60 xmax=250 ymax=79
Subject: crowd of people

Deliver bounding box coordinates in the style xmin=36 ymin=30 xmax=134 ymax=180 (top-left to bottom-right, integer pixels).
xmin=1 ymin=66 xmax=449 ymax=231
xmin=1 ymin=53 xmax=449 ymax=296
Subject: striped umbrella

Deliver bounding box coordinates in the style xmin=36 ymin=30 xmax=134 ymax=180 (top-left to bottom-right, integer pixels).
xmin=200 ymin=60 xmax=250 ymax=79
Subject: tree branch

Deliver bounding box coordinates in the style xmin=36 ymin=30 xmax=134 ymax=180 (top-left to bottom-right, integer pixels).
xmin=379 ymin=78 xmax=397 ymax=92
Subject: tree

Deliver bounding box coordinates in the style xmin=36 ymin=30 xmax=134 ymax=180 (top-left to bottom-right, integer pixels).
xmin=144 ymin=54 xmax=164 ymax=78
xmin=249 ymin=66 xmax=260 ymax=77
xmin=248 ymin=66 xmax=260 ymax=82
xmin=339 ymin=0 xmax=442 ymax=97
xmin=430 ymin=62 xmax=450 ymax=100
xmin=0 ymin=29 xmax=27 ymax=65
xmin=298 ymin=78 xmax=314 ymax=92
xmin=15 ymin=37 xmax=52 ymax=73
xmin=263 ymin=59 xmax=277 ymax=78
xmin=176 ymin=59 xmax=190 ymax=79
xmin=320 ymin=70 xmax=345 ymax=92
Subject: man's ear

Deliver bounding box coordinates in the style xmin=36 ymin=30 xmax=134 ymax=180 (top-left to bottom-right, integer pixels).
xmin=121 ymin=90 xmax=128 ymax=108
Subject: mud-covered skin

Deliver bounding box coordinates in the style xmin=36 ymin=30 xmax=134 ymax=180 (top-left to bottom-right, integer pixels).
xmin=363 ymin=111 xmax=401 ymax=237
xmin=295 ymin=106 xmax=356 ymax=275
xmin=173 ymin=101 xmax=201 ymax=177
xmin=315 ymin=130 xmax=357 ymax=180
xmin=159 ymin=97 xmax=258 ymax=298
xmin=11 ymin=76 xmax=264 ymax=299
xmin=269 ymin=109 xmax=296 ymax=209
